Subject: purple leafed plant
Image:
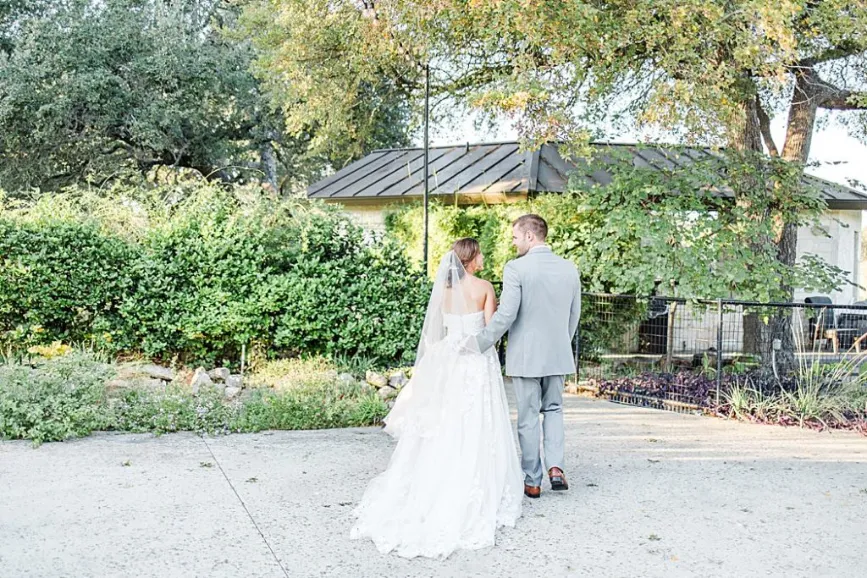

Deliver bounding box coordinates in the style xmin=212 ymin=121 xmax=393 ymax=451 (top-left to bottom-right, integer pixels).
xmin=594 ymin=372 xmax=728 ymax=406
xmin=590 ymin=370 xmax=867 ymax=436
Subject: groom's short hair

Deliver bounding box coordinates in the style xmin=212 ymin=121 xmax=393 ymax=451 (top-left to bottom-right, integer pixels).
xmin=513 ymin=214 xmax=548 ymax=240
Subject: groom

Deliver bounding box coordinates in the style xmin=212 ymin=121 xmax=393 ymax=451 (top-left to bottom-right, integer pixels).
xmin=475 ymin=214 xmax=581 ymax=499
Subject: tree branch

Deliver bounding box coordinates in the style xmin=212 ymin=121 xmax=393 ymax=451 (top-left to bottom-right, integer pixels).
xmin=820 ymin=88 xmax=867 ymax=111
xmin=798 ymin=41 xmax=864 ymax=68
xmin=755 ymin=95 xmax=779 ymax=156
xmin=792 ymin=66 xmax=867 ymax=112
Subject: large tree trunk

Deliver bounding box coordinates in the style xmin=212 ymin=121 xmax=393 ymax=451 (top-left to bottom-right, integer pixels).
xmin=735 ymin=97 xmax=763 ymax=152
xmin=733 ymin=81 xmax=822 ymax=376
xmin=733 ymin=97 xmax=794 ymax=374
xmin=781 ymin=70 xmax=819 ymax=165
xmin=754 ymin=69 xmax=821 ymax=377
xmin=260 ymin=139 xmax=279 ymax=192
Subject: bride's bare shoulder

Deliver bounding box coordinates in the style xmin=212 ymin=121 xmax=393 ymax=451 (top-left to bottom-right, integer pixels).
xmin=469 ymin=276 xmax=495 ymax=295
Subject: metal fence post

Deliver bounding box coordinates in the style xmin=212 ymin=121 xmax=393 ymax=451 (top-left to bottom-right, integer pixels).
xmin=716 ymin=298 xmax=723 ymax=404
xmin=574 ymin=323 xmax=581 ymax=384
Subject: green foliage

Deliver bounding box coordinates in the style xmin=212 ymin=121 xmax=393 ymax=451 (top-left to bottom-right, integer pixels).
xmin=723 ymin=362 xmax=867 ymax=430
xmin=331 ymin=352 xmax=388 ymax=377
xmin=231 ymin=356 xmax=390 ymax=431
xmin=386 ymin=150 xmax=847 ymax=302
xmin=238 ymin=0 xmax=414 ymax=171
xmin=0 ymin=351 xmax=114 ymax=445
xmin=264 ymin=210 xmax=430 ymax=365
xmin=0 ymin=218 xmax=138 ymax=349
xmin=273 ymin=1 xmax=867 ymax=148
xmin=0 ymin=182 xmax=429 ymax=366
xmin=570 ymin=149 xmax=848 ymax=301
xmin=234 ymin=385 xmax=388 ymax=432
xmin=249 ymin=357 xmax=339 ymax=389
xmin=0 ymin=0 xmax=409 ymax=194
xmin=113 ymin=384 xmax=238 ymax=436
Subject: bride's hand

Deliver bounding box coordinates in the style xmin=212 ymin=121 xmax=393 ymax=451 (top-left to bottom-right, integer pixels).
xmin=459 ymin=336 xmax=480 ymax=354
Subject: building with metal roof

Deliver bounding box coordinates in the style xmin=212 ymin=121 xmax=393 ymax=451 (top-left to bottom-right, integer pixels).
xmin=308 ymin=141 xmax=867 ymax=304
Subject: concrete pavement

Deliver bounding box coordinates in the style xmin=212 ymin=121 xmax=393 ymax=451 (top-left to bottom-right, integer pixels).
xmin=1 ymin=390 xmax=866 ymax=577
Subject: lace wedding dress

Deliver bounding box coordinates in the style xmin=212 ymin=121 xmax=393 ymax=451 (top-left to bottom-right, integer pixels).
xmin=350 ymin=254 xmax=523 ymax=560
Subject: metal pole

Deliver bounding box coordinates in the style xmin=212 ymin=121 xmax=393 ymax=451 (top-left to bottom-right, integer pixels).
xmin=240 ymin=342 xmax=246 ymax=387
xmin=716 ymin=299 xmax=723 ymax=404
xmin=574 ymin=327 xmax=581 ymax=384
xmin=423 ymin=64 xmax=430 ymax=272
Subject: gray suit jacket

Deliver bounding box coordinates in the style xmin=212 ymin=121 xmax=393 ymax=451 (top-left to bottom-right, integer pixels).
xmin=476 ymin=246 xmax=581 ymax=378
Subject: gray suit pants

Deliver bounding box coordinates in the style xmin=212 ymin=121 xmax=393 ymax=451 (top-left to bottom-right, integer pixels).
xmin=511 ymin=375 xmax=565 ymax=486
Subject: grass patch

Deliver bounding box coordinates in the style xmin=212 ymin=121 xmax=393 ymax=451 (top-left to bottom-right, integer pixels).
xmin=234 ymin=385 xmax=387 ymax=431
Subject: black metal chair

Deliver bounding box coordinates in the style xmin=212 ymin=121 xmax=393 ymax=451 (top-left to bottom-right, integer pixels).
xmin=805 ymin=296 xmax=836 ymax=352
xmin=803 ymin=296 xmax=866 ymax=353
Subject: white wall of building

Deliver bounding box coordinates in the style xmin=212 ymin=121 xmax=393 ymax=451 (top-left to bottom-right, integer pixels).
xmin=342 ymin=204 xmax=389 ymax=232
xmin=795 ymin=210 xmax=863 ymax=304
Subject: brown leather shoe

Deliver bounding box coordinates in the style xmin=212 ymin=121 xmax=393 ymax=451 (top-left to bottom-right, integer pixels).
xmin=549 ymin=467 xmax=569 ymax=491
xmin=524 ymin=484 xmax=541 ymax=499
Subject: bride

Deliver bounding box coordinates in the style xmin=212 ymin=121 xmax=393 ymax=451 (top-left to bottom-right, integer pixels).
xmin=350 ymin=238 xmax=524 ymax=559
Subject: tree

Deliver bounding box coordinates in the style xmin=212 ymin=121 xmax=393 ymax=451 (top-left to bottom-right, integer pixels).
xmin=0 ymin=0 xmax=264 ymax=191
xmin=0 ymin=0 xmax=412 ymax=194
xmin=0 ymin=1 xmax=48 ymax=56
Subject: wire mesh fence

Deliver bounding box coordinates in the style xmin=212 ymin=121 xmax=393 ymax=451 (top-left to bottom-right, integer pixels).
xmin=576 ymin=293 xmax=867 ymax=409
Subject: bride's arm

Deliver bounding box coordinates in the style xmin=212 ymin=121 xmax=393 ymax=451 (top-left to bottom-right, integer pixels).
xmin=475 ymin=262 xmax=520 ymax=352
xmin=483 ymin=281 xmax=497 ymax=324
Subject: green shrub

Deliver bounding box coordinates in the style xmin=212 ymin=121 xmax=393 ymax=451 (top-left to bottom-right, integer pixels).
xmin=250 ymin=356 xmax=338 ymax=390
xmin=0 ymin=352 xmax=115 ymax=445
xmin=0 ymin=350 xmax=391 ymax=444
xmin=111 ymin=186 xmax=302 ymax=364
xmin=0 ymin=218 xmax=137 ymax=349
xmin=234 ymin=357 xmax=389 ymax=431
xmin=1 ymin=184 xmax=430 ymax=366
xmin=266 ymin=211 xmax=429 ymax=364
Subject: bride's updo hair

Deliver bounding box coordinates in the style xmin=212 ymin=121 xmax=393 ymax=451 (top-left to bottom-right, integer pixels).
xmin=452 ymin=237 xmax=480 ymax=270
xmin=447 ymin=237 xmax=480 ymax=287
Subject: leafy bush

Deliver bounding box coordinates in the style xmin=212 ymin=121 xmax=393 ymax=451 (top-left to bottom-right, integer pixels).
xmin=251 ymin=356 xmax=340 ymax=390
xmin=234 ymin=357 xmax=390 ymax=431
xmin=1 ymin=184 xmax=430 ymax=367
xmin=264 ymin=209 xmax=429 ymax=365
xmin=0 ymin=218 xmax=137 ymax=349
xmin=0 ymin=352 xmax=115 ymax=445
xmin=112 ymin=385 xmax=239 ymax=436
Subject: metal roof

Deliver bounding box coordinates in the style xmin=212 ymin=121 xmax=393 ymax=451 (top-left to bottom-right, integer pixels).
xmin=307 ymin=141 xmax=867 ymax=210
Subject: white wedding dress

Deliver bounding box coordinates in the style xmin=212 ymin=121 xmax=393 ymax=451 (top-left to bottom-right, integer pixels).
xmin=350 ymin=255 xmax=524 ymax=560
